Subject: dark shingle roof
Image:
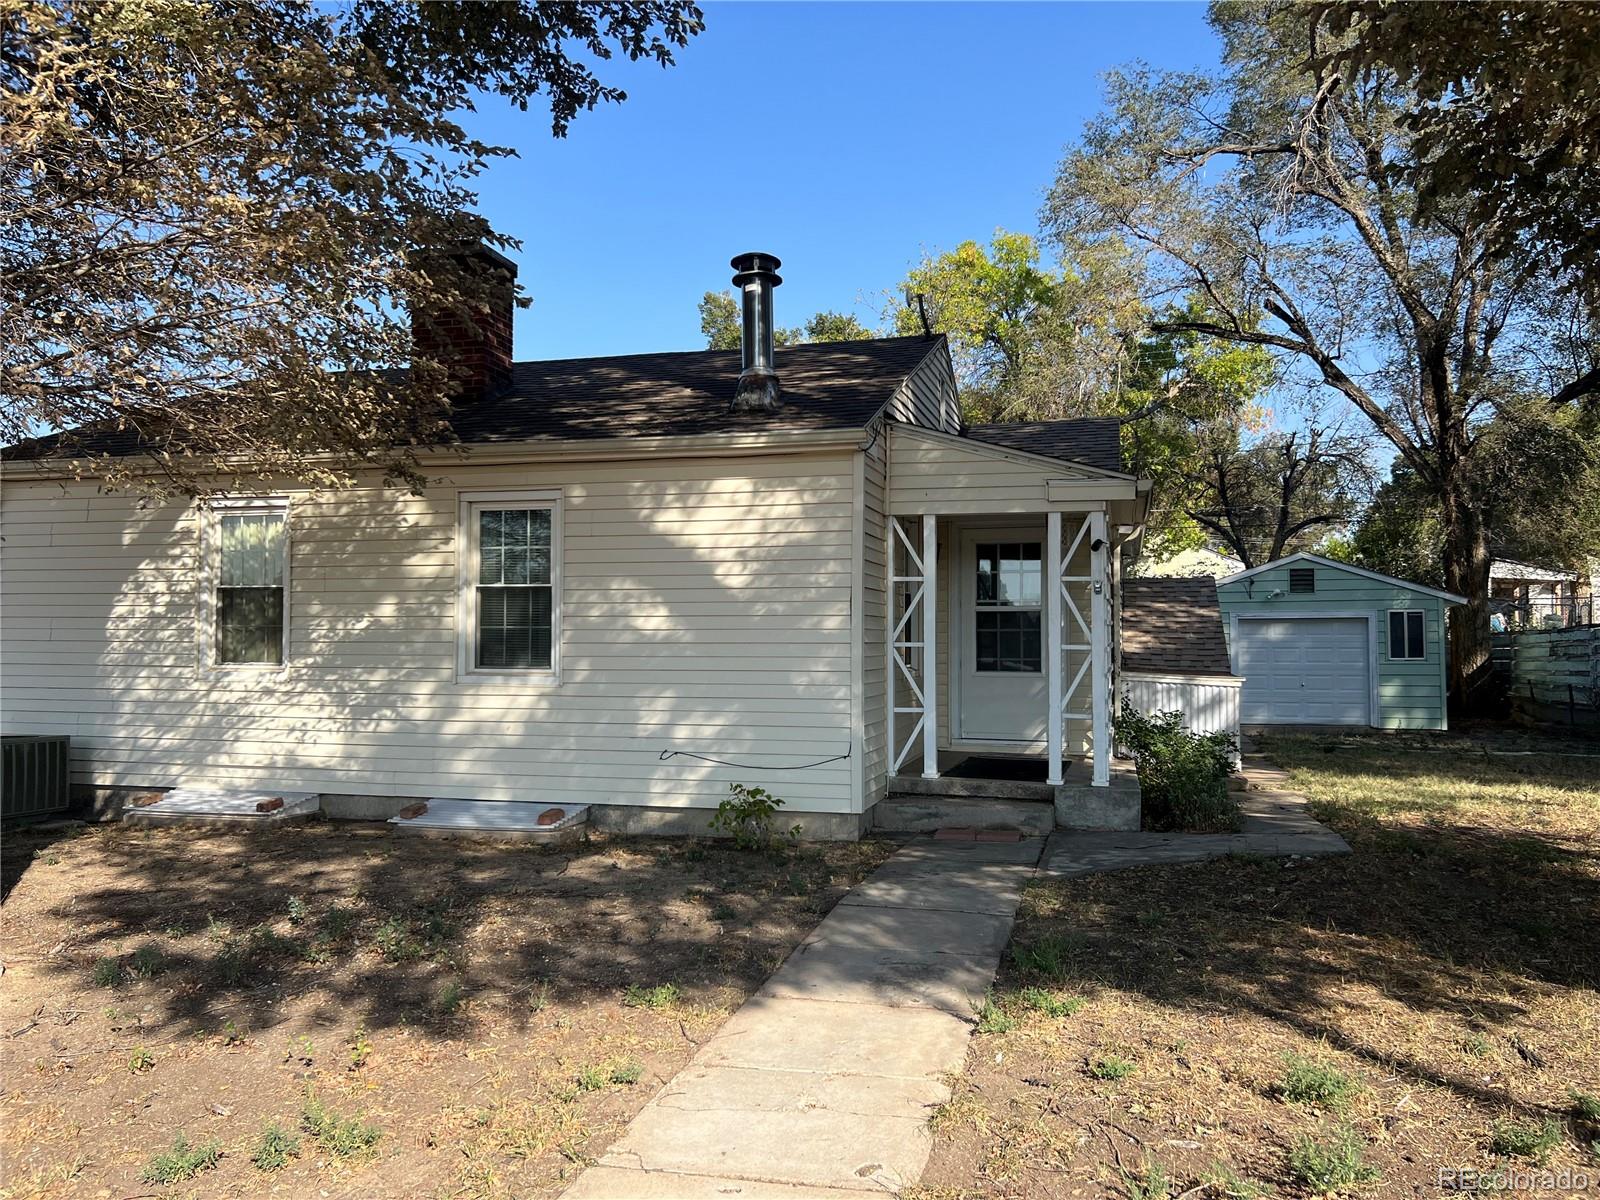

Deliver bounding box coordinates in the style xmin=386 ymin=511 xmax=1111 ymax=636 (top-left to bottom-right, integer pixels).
xmin=964 ymin=419 xmax=1124 ymax=474
xmin=1121 ymin=577 xmax=1236 ymax=677
xmin=3 ymin=336 xmax=945 ymax=461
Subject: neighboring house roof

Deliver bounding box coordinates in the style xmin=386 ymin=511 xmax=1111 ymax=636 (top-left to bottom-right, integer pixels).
xmin=1218 ymin=551 xmax=1468 ymax=604
xmin=964 ymin=419 xmax=1123 ymax=475
xmin=3 ymin=336 xmax=945 ymax=462
xmin=1489 ymin=557 xmax=1580 ymax=583
xmin=1137 ymin=546 xmax=1244 ymax=579
xmin=1121 ymin=577 xmax=1236 ymax=677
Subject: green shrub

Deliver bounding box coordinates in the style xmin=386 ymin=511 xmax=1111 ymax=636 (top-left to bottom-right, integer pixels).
xmin=141 ymin=1133 xmax=222 ymax=1184
xmin=1118 ymin=704 xmax=1239 ymax=832
xmin=1280 ymin=1054 xmax=1359 ymax=1109
xmin=1287 ymin=1126 xmax=1378 ymax=1192
xmin=251 ymin=1122 xmax=301 ymax=1171
xmin=92 ymin=957 xmax=122 ymax=987
xmin=301 ymin=1095 xmax=381 ymax=1158
xmin=708 ymin=783 xmax=800 ymax=850
xmin=1490 ymin=1116 xmax=1563 ymax=1163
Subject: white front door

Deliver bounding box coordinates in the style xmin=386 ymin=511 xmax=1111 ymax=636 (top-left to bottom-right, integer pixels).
xmin=955 ymin=527 xmax=1047 ymax=743
xmin=1234 ymin=617 xmax=1371 ymax=724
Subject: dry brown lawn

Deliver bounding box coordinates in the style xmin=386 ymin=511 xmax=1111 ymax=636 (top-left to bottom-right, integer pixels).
xmin=915 ymin=727 xmax=1600 ymax=1199
xmin=0 ymin=823 xmax=892 ymax=1199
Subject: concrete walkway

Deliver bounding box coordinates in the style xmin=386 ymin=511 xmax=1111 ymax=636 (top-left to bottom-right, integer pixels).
xmin=1039 ymin=759 xmax=1349 ymax=878
xmin=562 ymin=836 xmax=1044 ymax=1199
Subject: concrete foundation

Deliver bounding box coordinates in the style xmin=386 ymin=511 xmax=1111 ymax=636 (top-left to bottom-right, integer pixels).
xmin=1053 ymin=762 xmax=1142 ymax=831
xmin=588 ymin=804 xmax=870 ymax=842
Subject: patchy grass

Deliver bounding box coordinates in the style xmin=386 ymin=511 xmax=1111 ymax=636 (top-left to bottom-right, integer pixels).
xmin=1286 ymin=1126 xmax=1379 ymax=1193
xmin=918 ymin=727 xmax=1600 ymax=1197
xmin=140 ymin=1133 xmax=222 ymax=1184
xmin=250 ymin=1121 xmax=301 ymax=1171
xmin=1 ymin=823 xmax=891 ymax=1198
xmin=1488 ymin=1116 xmax=1564 ymax=1163
xmin=1279 ymin=1053 xmax=1358 ymax=1109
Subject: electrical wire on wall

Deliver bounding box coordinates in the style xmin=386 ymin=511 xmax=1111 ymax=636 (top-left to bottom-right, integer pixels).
xmin=658 ymin=746 xmax=851 ymax=771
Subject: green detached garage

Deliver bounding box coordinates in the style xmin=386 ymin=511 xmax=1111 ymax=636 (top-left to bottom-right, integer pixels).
xmin=1216 ymin=552 xmax=1466 ymax=731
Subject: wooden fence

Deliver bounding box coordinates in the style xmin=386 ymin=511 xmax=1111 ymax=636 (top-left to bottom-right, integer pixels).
xmin=1491 ymin=625 xmax=1600 ymax=731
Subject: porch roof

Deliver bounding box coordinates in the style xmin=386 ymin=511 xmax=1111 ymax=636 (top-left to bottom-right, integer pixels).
xmin=964 ymin=419 xmax=1124 ymax=475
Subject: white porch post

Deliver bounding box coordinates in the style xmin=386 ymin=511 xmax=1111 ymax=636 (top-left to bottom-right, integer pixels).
xmin=921 ymin=514 xmax=939 ymax=778
xmin=1045 ymin=510 xmax=1064 ymax=785
xmin=1090 ymin=509 xmax=1110 ymax=787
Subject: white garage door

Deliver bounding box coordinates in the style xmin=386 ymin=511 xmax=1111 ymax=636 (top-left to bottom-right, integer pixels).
xmin=1234 ymin=618 xmax=1370 ymax=725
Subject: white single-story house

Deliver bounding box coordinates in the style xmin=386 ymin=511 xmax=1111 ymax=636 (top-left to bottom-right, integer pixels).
xmin=1217 ymin=552 xmax=1466 ymax=730
xmin=2 ymin=250 xmax=1160 ymax=838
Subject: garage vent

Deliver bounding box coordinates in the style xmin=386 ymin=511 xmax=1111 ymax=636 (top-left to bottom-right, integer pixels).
xmin=1289 ymin=567 xmax=1315 ymax=593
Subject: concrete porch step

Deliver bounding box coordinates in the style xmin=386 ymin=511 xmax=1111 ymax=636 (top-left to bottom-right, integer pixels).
xmin=887 ymin=774 xmax=1056 ymax=803
xmin=872 ymin=794 xmax=1055 ymax=836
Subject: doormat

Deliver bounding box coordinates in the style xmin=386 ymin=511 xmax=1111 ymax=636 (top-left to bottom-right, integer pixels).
xmin=943 ymin=756 xmax=1054 ymax=782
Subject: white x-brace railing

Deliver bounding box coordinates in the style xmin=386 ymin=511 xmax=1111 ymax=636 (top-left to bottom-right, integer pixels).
xmin=888 ymin=510 xmax=1111 ymax=787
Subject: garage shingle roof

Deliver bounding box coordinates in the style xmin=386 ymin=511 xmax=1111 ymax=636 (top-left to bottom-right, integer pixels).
xmin=1121 ymin=577 xmax=1236 ymax=677
xmin=964 ymin=419 xmax=1125 ymax=475
xmin=4 ymin=336 xmax=946 ymax=462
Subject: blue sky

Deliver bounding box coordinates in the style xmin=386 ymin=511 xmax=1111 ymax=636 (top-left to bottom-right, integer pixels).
xmin=465 ymin=2 xmax=1220 ymax=360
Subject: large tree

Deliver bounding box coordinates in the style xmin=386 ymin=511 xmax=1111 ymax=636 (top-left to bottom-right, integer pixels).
xmin=1047 ymin=0 xmax=1600 ymax=701
xmin=1 ymin=0 xmax=702 ymax=493
xmin=1313 ymin=1 xmax=1600 ymax=305
xmin=1185 ymin=418 xmax=1373 ymax=569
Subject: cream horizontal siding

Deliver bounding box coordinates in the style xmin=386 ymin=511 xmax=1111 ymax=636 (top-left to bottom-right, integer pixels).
xmin=884 ymin=343 xmax=960 ymax=433
xmin=887 ymin=427 xmax=1096 ymax=515
xmin=0 ymin=451 xmax=859 ymax=811
xmin=860 ymin=426 xmax=890 ymax=808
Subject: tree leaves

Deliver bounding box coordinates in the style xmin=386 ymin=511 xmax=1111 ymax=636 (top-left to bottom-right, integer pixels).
xmin=0 ymin=0 xmax=703 ymax=495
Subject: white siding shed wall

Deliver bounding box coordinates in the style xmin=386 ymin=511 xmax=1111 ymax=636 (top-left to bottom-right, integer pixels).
xmin=1 ymin=451 xmax=859 ymax=813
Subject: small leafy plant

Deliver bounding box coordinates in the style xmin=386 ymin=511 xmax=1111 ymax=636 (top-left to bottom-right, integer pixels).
xmin=1280 ymin=1053 xmax=1358 ymax=1109
xmin=1121 ymin=1158 xmax=1171 ymax=1200
xmin=1489 ymin=1116 xmax=1563 ymax=1163
xmin=141 ymin=1133 xmax=222 ymax=1184
xmin=1010 ymin=934 xmax=1076 ymax=981
xmin=1118 ymin=703 xmax=1239 ymax=831
xmin=622 ymin=982 xmax=681 ymax=1010
xmin=251 ymin=1122 xmax=301 ymax=1171
xmin=1287 ymin=1126 xmax=1379 ymax=1192
xmin=575 ymin=1064 xmax=608 ymax=1092
xmin=1018 ymin=987 xmax=1083 ymax=1018
xmin=976 ymin=994 xmax=1016 ymax=1034
xmin=301 ymin=1094 xmax=381 ymax=1158
xmin=92 ymin=957 xmax=122 ymax=988
xmin=128 ymin=945 xmax=164 ymax=979
xmin=286 ymin=894 xmax=308 ymax=924
xmin=1088 ymin=1053 xmax=1135 ymax=1081
xmin=609 ymin=1059 xmax=643 ymax=1085
xmin=127 ymin=1046 xmax=155 ymax=1073
xmin=1571 ymin=1090 xmax=1600 ymax=1122
xmin=347 ymin=1026 xmax=373 ymax=1070
xmin=708 ymin=783 xmax=800 ymax=851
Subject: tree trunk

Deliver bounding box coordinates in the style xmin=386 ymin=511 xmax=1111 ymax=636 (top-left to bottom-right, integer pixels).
xmin=1439 ymin=480 xmax=1493 ymax=711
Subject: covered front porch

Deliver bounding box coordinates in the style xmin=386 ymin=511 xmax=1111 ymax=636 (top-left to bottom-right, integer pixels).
xmin=887 ymin=507 xmax=1116 ymax=790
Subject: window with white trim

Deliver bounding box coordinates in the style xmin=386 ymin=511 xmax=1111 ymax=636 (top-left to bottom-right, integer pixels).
xmin=460 ymin=492 xmax=561 ymax=676
xmin=214 ymin=502 xmax=289 ymax=666
xmin=1387 ymin=609 xmax=1426 ymax=660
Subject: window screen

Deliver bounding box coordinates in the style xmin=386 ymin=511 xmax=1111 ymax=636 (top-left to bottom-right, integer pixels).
xmin=974 ymin=542 xmax=1043 ymax=672
xmin=1289 ymin=567 xmax=1316 ymax=593
xmin=217 ymin=510 xmax=286 ymax=664
xmin=476 ymin=507 xmax=554 ymax=670
xmin=1388 ymin=609 xmax=1425 ymax=660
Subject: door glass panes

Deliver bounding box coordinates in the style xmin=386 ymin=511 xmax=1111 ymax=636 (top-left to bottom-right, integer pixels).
xmin=476 ymin=507 xmax=554 ymax=669
xmin=975 ymin=541 xmax=1043 ymax=672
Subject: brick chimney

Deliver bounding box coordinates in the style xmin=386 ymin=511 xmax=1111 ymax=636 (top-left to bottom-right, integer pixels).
xmin=410 ymin=242 xmax=518 ymax=399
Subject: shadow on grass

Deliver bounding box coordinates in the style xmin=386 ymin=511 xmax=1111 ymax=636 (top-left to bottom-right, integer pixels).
xmin=4 ymin=822 xmax=880 ymax=1040
xmin=1004 ymin=735 xmax=1599 ymax=1120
